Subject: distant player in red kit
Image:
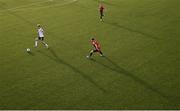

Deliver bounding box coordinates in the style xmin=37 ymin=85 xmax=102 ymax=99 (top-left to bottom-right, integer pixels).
xmin=99 ymin=3 xmax=105 ymax=21
xmin=87 ymin=38 xmax=104 ymax=58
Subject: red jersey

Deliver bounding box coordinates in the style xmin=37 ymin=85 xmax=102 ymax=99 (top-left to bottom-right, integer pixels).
xmin=91 ymin=40 xmax=101 ymax=50
xmin=99 ymin=5 xmax=104 ymax=12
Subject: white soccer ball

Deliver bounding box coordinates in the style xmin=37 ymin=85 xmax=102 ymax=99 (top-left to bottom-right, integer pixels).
xmin=27 ymin=48 xmax=31 ymax=52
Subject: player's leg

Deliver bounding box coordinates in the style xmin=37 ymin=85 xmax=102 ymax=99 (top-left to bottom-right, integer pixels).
xmin=41 ymin=37 xmax=49 ymax=48
xmin=87 ymin=50 xmax=93 ymax=58
xmin=99 ymin=50 xmax=104 ymax=56
xmin=35 ymin=37 xmax=39 ymax=47
xmin=100 ymin=11 xmax=103 ymax=21
xmin=90 ymin=50 xmax=94 ymax=57
xmin=100 ymin=14 xmax=102 ymax=21
xmin=87 ymin=50 xmax=97 ymax=58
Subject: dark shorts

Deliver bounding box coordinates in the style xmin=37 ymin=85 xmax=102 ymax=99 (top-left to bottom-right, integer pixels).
xmin=100 ymin=11 xmax=104 ymax=16
xmin=38 ymin=37 xmax=44 ymax=41
xmin=93 ymin=49 xmax=101 ymax=52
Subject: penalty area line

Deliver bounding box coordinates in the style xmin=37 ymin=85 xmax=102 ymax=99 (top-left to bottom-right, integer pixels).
xmin=0 ymin=0 xmax=78 ymax=13
xmin=20 ymin=0 xmax=78 ymax=11
xmin=0 ymin=0 xmax=51 ymax=13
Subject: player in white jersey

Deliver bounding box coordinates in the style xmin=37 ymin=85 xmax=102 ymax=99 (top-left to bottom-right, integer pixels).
xmin=35 ymin=24 xmax=48 ymax=48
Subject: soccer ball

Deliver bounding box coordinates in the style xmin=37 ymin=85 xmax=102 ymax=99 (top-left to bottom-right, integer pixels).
xmin=27 ymin=48 xmax=31 ymax=52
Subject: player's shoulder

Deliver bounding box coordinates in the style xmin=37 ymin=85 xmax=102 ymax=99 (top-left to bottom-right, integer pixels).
xmin=40 ymin=27 xmax=44 ymax=30
xmin=93 ymin=40 xmax=98 ymax=44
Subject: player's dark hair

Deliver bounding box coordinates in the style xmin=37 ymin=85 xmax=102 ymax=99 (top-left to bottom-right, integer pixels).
xmin=37 ymin=24 xmax=41 ymax=27
xmin=91 ymin=38 xmax=95 ymax=40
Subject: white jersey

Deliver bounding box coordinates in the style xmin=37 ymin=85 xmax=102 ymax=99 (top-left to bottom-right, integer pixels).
xmin=38 ymin=28 xmax=44 ymax=37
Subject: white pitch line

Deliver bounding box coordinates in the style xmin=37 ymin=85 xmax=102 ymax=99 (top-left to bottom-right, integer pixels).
xmin=16 ymin=0 xmax=78 ymax=11
xmin=0 ymin=0 xmax=77 ymax=13
xmin=0 ymin=0 xmax=50 ymax=12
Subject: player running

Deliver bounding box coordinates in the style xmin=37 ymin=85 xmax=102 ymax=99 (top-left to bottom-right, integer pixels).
xmin=35 ymin=24 xmax=49 ymax=48
xmin=87 ymin=38 xmax=104 ymax=58
xmin=99 ymin=3 xmax=105 ymax=21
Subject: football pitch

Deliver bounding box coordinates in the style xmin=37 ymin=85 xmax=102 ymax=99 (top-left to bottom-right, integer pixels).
xmin=0 ymin=0 xmax=180 ymax=109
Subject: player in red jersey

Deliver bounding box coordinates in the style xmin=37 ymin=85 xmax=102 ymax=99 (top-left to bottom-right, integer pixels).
xmin=99 ymin=3 xmax=105 ymax=21
xmin=87 ymin=38 xmax=104 ymax=58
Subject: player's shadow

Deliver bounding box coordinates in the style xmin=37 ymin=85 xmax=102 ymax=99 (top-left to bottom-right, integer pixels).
xmin=90 ymin=56 xmax=175 ymax=104
xmin=38 ymin=48 xmax=106 ymax=93
xmin=27 ymin=51 xmax=35 ymax=56
xmin=104 ymin=21 xmax=161 ymax=40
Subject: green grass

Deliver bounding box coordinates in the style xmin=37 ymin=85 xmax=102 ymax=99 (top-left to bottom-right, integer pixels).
xmin=0 ymin=0 xmax=180 ymax=109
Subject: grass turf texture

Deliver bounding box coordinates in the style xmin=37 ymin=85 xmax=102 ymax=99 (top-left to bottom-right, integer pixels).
xmin=0 ymin=0 xmax=180 ymax=109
